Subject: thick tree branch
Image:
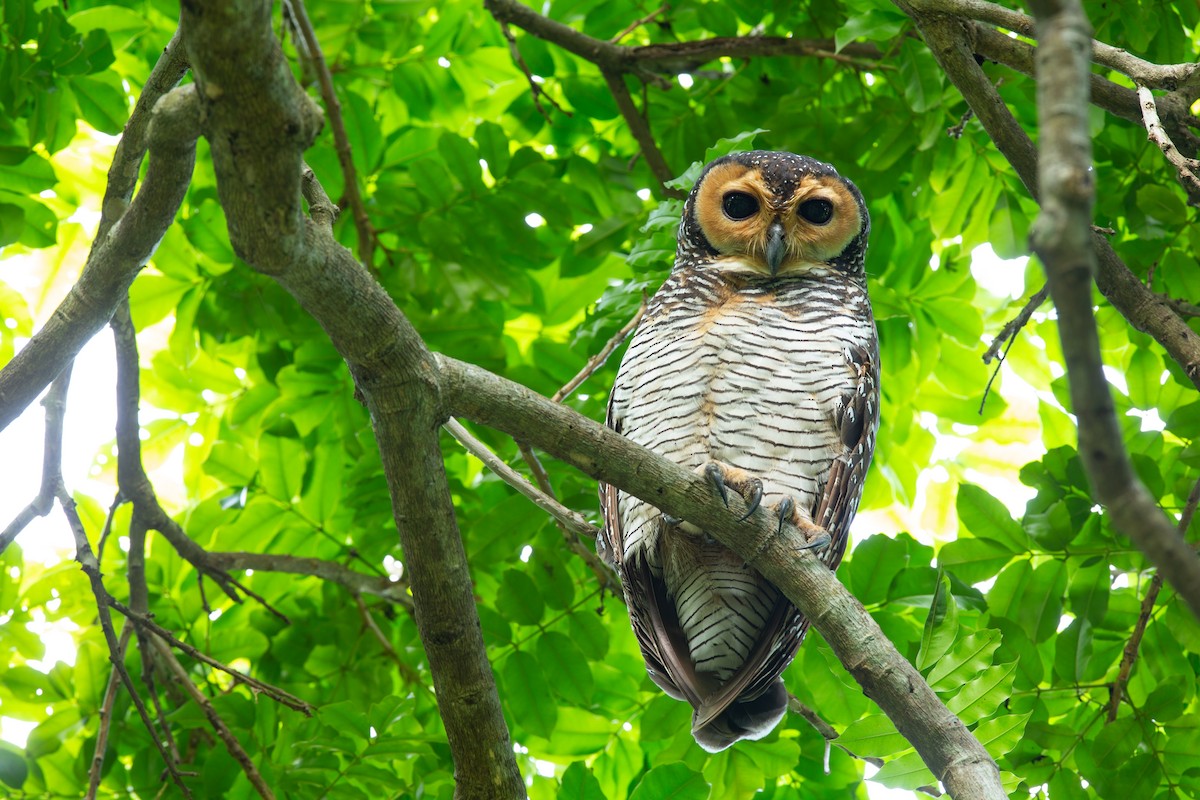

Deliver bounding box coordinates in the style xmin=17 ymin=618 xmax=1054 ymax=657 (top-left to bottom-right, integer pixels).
xmin=0 ymin=81 xmax=199 ymax=433
xmin=1026 ymin=0 xmax=1200 ymax=623
xmin=437 ymin=355 xmax=1006 ymax=800
xmin=918 ymin=0 xmax=1200 ymax=90
xmin=179 ymin=4 xmax=523 ymax=797
xmin=899 ymin=6 xmax=1200 ymax=388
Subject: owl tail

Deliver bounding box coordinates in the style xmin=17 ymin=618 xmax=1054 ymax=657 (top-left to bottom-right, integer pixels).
xmin=691 ymin=680 xmax=788 ymax=753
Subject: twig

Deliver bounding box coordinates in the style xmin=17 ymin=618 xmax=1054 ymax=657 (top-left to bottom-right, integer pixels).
xmin=1136 ymin=85 xmax=1200 ymax=206
xmin=301 ymin=161 xmax=339 ymax=229
xmin=499 ymin=22 xmax=570 ymax=122
xmin=982 ymin=285 xmax=1050 ymax=364
xmin=552 ymin=297 xmax=648 ymax=403
xmin=0 ymin=367 xmax=72 ymax=554
xmin=95 ymin=493 xmax=126 ymax=566
xmin=85 ymin=626 xmax=134 ymax=800
xmin=111 ymin=301 xmax=290 ymax=622
xmin=444 ymin=418 xmax=619 ymax=593
xmin=285 ymin=0 xmax=378 ymax=263
xmin=602 ymin=70 xmax=685 ymax=198
xmin=109 ymin=598 xmax=314 ymax=714
xmin=1161 ymin=293 xmax=1200 ymax=319
xmin=610 ymin=4 xmax=670 ymax=44
xmin=149 ymin=636 xmax=276 ymax=799
xmin=206 ymin=550 xmax=413 ymax=607
xmin=63 ymin=487 xmax=193 ymax=798
xmin=947 ymin=106 xmax=975 ymax=138
xmin=979 ymin=285 xmax=1049 ymax=413
xmin=1108 ymin=476 xmax=1200 ymax=721
xmin=354 ymin=594 xmax=423 ymax=683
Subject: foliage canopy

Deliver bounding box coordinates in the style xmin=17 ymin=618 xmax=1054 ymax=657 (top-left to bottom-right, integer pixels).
xmin=1 ymin=0 xmax=1199 ymax=798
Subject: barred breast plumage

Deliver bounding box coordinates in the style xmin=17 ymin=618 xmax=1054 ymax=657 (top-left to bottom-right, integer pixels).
xmin=600 ymin=151 xmax=879 ymax=752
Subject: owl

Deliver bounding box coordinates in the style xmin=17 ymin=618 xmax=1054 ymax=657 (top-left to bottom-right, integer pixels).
xmin=599 ymin=150 xmax=879 ymax=752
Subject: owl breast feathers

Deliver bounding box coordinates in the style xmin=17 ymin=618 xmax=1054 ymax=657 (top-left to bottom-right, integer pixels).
xmin=600 ymin=150 xmax=880 ymax=751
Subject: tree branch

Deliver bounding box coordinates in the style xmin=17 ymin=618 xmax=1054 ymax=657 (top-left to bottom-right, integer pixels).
xmin=284 ymin=0 xmax=378 ymax=264
xmin=918 ymin=0 xmax=1200 ymax=90
xmin=0 ymin=79 xmax=199 ymax=433
xmin=437 ymin=355 xmax=1007 ymax=800
xmin=1025 ymin=0 xmax=1200 ymax=624
xmin=0 ymin=368 xmax=71 ymax=554
xmin=179 ymin=4 xmax=523 ymax=796
xmin=1136 ymin=85 xmax=1200 ymax=206
xmin=602 ymin=70 xmax=684 ymax=198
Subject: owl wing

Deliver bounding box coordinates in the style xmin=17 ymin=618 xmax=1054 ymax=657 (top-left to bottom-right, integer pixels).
xmin=813 ymin=339 xmax=881 ymax=572
xmin=599 ymin=387 xmax=707 ymax=707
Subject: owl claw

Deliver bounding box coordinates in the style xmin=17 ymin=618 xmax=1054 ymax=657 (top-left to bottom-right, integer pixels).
xmin=704 ymin=463 xmax=731 ymax=507
xmin=662 ymin=513 xmax=682 ymax=526
xmin=738 ymin=479 xmax=764 ymax=521
xmin=799 ymin=530 xmax=832 ymax=551
xmin=775 ymin=497 xmax=795 ymax=536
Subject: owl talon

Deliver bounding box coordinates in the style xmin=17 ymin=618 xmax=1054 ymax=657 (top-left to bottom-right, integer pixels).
xmin=775 ymin=497 xmax=795 ymax=536
xmin=799 ymin=530 xmax=831 ymax=551
xmin=738 ymin=479 xmax=764 ymax=521
xmin=704 ymin=463 xmax=730 ymax=507
xmin=663 ymin=513 xmax=682 ymax=526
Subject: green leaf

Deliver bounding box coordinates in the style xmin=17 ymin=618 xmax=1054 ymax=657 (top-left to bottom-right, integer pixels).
xmin=917 ymin=570 xmax=958 ymax=670
xmin=536 ymin=631 xmax=594 ymax=706
xmin=258 ymin=434 xmax=306 ymax=503
xmin=872 ymin=749 xmax=936 ymax=791
xmin=68 ymin=74 xmax=127 ymax=134
xmin=299 ymin=440 xmax=345 ymax=525
xmin=0 ymin=743 xmax=27 ymax=790
xmin=899 ymin=39 xmax=944 ymax=113
xmin=848 ymin=533 xmax=908 ymax=605
xmin=560 ymin=761 xmax=606 ymax=800
xmin=987 ymin=559 xmax=1067 ymax=643
xmin=837 ymin=714 xmax=907 ymax=758
xmin=944 ymin=660 xmax=1017 ymax=724
xmin=937 ymin=537 xmax=1015 ymax=585
xmin=1067 ymin=560 xmax=1110 ymax=626
xmin=956 ymin=484 xmax=1027 ymax=552
xmin=834 ymin=9 xmax=905 ymax=52
xmin=628 ymin=763 xmax=709 ymax=800
xmin=497 ymin=569 xmax=544 ymax=626
xmin=927 ymin=629 xmax=1001 ymax=688
xmin=502 ymin=650 xmax=557 ymax=739
xmin=1137 ymin=184 xmax=1187 ymax=226
xmin=972 ymin=712 xmax=1030 ymax=757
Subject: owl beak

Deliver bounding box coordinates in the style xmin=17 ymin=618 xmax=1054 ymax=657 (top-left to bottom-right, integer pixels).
xmin=766 ymin=221 xmax=786 ymax=275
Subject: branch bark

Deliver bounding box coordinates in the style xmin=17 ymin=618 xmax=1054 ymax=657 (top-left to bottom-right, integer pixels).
xmin=178 ymin=3 xmax=523 ymax=797
xmin=1022 ymin=0 xmax=1200 ymax=624
xmin=438 ymin=356 xmax=1006 ymax=800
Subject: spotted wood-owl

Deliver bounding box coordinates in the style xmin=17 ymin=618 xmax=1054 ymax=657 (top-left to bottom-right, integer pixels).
xmin=599 ymin=151 xmax=879 ymax=751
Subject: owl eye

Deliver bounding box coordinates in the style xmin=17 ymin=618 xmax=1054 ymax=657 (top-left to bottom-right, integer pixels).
xmin=721 ymin=191 xmax=759 ymax=220
xmin=798 ymin=198 xmax=834 ymax=225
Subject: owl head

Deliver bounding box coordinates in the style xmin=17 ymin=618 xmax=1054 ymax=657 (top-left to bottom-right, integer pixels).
xmin=677 ymin=150 xmax=870 ymax=278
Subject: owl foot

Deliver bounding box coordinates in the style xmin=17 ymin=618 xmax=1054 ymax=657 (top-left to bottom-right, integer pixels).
xmin=774 ymin=497 xmax=831 ymax=551
xmin=701 ymin=463 xmax=764 ymax=521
